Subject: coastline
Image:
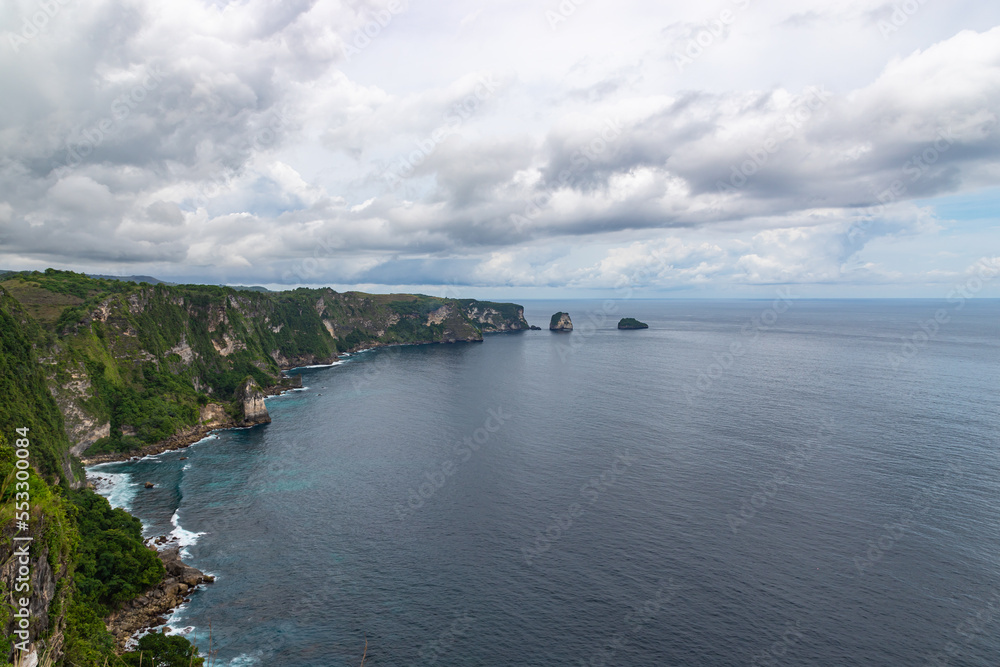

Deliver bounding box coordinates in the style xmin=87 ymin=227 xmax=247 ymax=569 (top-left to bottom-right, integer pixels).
xmin=82 ymin=371 xmax=315 ymax=648
xmin=80 ymin=342 xmax=484 ymax=650
xmin=79 ymin=373 xmax=313 ymax=466
xmin=105 ymin=542 xmax=214 ymax=650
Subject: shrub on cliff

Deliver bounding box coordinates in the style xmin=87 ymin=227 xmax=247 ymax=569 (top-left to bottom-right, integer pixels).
xmin=121 ymin=633 xmax=205 ymax=667
xmin=68 ymin=489 xmax=165 ymax=614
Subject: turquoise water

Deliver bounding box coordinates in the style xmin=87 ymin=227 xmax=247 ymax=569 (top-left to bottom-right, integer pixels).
xmin=92 ymin=299 xmax=1000 ymax=666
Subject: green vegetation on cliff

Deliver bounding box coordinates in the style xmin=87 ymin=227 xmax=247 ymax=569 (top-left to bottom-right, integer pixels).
xmin=2 ymin=270 xmax=529 ymax=458
xmin=0 ymin=284 xmax=204 ymax=666
xmin=0 ymin=288 xmax=78 ymax=481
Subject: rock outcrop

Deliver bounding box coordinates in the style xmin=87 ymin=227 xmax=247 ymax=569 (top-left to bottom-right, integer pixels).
xmin=549 ymin=312 xmax=573 ymax=331
xmin=461 ymin=303 xmax=531 ymax=331
xmin=0 ymin=521 xmax=66 ymax=664
xmin=239 ymin=377 xmax=271 ymax=425
xmin=618 ymin=317 xmax=649 ymax=329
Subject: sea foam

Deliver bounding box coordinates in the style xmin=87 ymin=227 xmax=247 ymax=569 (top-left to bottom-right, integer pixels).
xmin=87 ymin=467 xmax=138 ymax=512
xmin=169 ymin=510 xmax=206 ymax=558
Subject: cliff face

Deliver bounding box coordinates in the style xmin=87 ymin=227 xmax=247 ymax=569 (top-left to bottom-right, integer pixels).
xmin=1 ymin=271 xmax=531 ymax=460
xmin=460 ymin=301 xmax=531 ymax=332
xmin=239 ymin=377 xmax=271 ymax=425
xmin=549 ymin=312 xmax=573 ymax=331
xmin=0 ymin=521 xmax=67 ymax=665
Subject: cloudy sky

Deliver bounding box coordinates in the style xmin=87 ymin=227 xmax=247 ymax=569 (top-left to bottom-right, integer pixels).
xmin=1 ymin=0 xmax=998 ymax=298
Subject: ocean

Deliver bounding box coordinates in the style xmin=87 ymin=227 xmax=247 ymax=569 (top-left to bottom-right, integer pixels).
xmin=89 ymin=299 xmax=1000 ymax=666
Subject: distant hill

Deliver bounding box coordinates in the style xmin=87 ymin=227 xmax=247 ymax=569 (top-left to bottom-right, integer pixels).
xmin=229 ymin=285 xmax=273 ymax=292
xmin=88 ymin=273 xmax=172 ymax=285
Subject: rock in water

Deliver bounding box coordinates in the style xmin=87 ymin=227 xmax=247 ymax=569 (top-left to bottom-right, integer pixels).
xmin=618 ymin=317 xmax=649 ymax=329
xmin=549 ymin=312 xmax=573 ymax=331
xmin=239 ymin=377 xmax=271 ymax=425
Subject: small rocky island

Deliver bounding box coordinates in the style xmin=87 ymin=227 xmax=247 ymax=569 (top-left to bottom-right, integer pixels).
xmin=618 ymin=317 xmax=649 ymax=329
xmin=550 ymin=312 xmax=573 ymax=331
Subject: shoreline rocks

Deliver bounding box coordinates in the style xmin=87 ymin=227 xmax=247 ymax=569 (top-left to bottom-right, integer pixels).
xmin=106 ymin=541 xmax=213 ymax=650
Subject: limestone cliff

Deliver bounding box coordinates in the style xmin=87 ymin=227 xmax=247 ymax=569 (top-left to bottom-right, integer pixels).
xmin=459 ymin=301 xmax=531 ymax=332
xmin=239 ymin=377 xmax=271 ymax=425
xmin=1 ymin=271 xmax=532 ymax=460
xmin=0 ymin=521 xmax=68 ymax=665
xmin=549 ymin=312 xmax=574 ymax=331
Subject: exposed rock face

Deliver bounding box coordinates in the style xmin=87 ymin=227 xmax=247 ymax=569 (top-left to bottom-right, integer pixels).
xmin=462 ymin=304 xmax=531 ymax=331
xmin=0 ymin=522 xmax=66 ymax=664
xmin=239 ymin=377 xmax=271 ymax=425
xmin=47 ymin=363 xmax=111 ymax=458
xmin=549 ymin=312 xmax=573 ymax=331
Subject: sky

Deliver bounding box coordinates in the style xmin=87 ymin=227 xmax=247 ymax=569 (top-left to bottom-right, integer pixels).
xmin=0 ymin=0 xmax=999 ymax=298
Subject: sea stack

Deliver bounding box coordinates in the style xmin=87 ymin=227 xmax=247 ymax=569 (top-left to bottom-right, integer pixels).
xmin=549 ymin=312 xmax=573 ymax=332
xmin=618 ymin=317 xmax=649 ymax=329
xmin=238 ymin=377 xmax=272 ymax=425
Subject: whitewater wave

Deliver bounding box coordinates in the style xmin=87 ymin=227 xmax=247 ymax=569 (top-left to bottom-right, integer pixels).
xmin=86 ymin=467 xmax=138 ymax=512
xmin=295 ymin=359 xmax=345 ymax=369
xmin=169 ymin=510 xmax=206 ymax=558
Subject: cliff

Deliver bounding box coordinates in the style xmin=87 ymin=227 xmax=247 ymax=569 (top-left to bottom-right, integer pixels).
xmin=549 ymin=312 xmax=573 ymax=331
xmin=0 ymin=284 xmax=193 ymax=665
xmin=239 ymin=377 xmax=271 ymax=425
xmin=0 ymin=268 xmax=533 ymax=665
xmin=1 ymin=270 xmax=531 ymax=464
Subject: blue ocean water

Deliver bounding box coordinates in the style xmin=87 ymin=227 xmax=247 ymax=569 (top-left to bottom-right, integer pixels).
xmin=90 ymin=299 xmax=1000 ymax=666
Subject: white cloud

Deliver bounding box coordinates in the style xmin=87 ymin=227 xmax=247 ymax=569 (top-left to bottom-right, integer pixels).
xmin=0 ymin=0 xmax=998 ymax=295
